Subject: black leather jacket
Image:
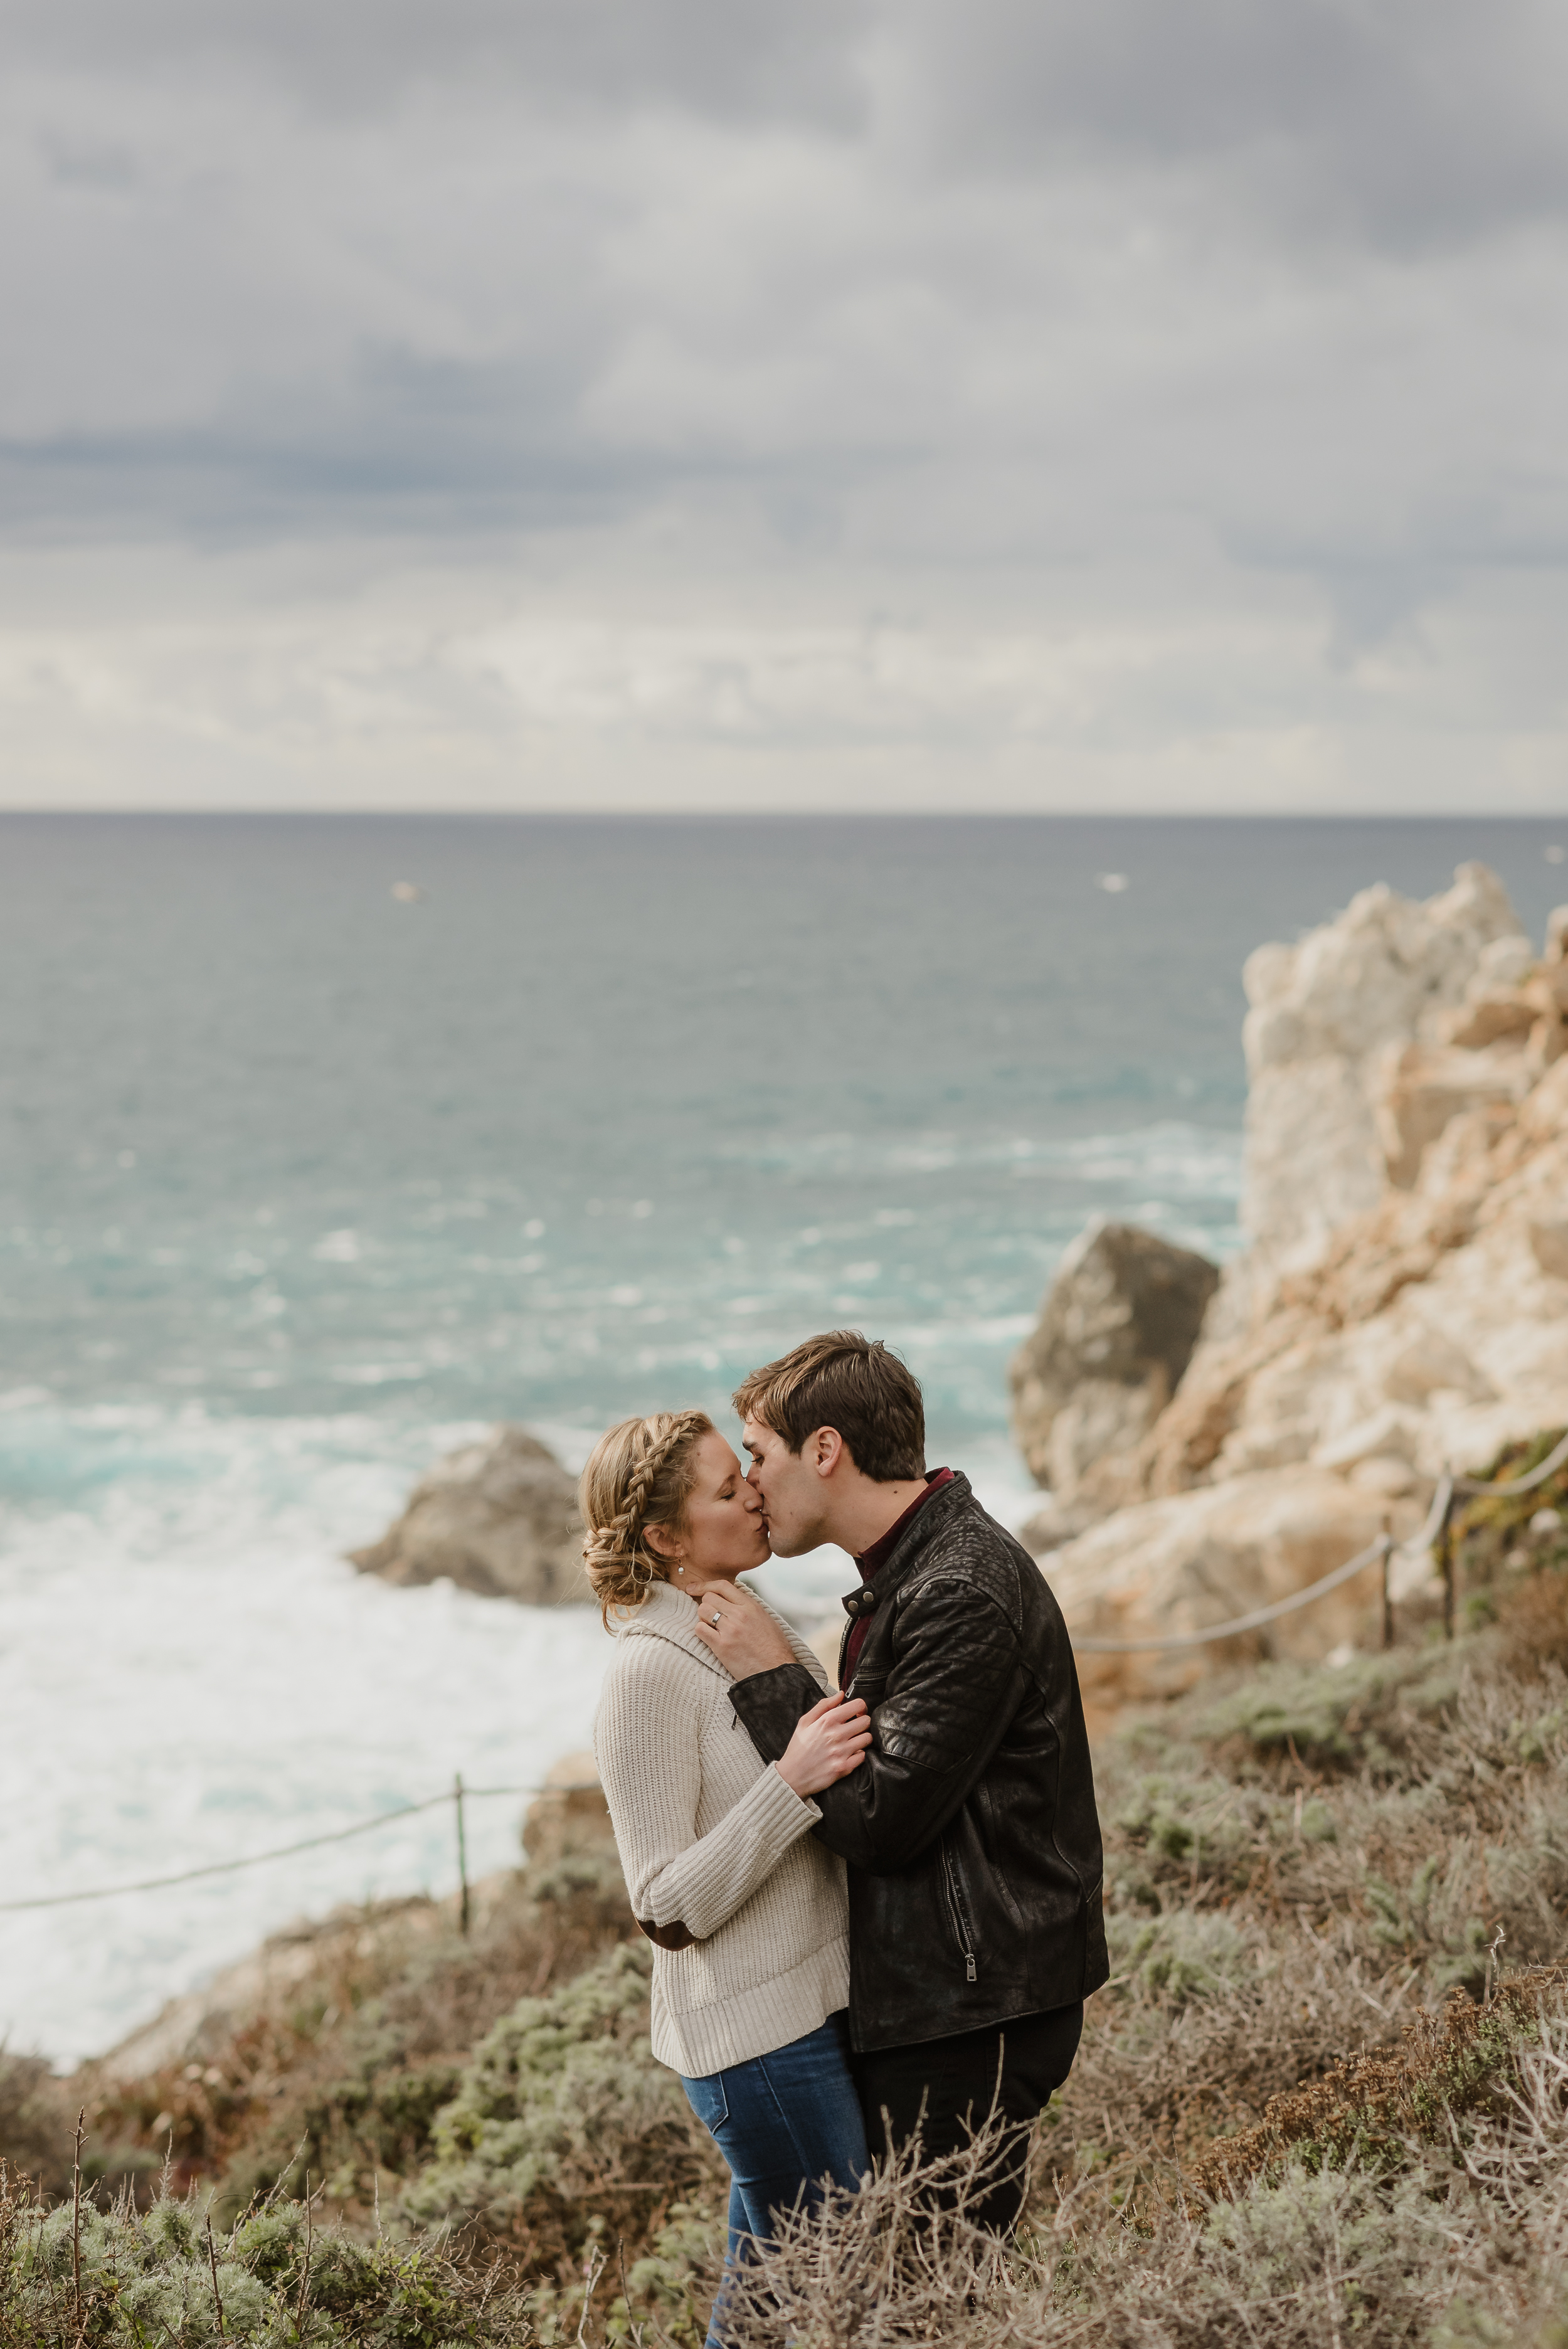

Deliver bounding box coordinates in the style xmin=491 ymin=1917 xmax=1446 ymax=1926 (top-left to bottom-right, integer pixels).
xmin=729 ymin=1474 xmax=1108 ymax=2054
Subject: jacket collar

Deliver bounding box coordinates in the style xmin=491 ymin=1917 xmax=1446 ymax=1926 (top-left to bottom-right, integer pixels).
xmin=608 ymin=1577 xmax=732 ymax=1680
xmin=844 ymin=1470 xmax=976 ymax=1613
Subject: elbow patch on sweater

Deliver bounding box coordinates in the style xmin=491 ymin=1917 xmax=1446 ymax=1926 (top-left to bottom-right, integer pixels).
xmin=638 ymin=1916 xmax=696 ymax=1953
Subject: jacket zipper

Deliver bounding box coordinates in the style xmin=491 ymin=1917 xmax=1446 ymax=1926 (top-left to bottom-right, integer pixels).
xmin=941 ymin=1843 xmax=978 ymax=1983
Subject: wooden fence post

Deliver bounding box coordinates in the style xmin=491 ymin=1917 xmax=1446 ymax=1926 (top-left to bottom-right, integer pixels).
xmin=1381 ymin=1530 xmax=1395 ymax=1650
xmin=454 ymin=1773 xmax=470 ymax=1936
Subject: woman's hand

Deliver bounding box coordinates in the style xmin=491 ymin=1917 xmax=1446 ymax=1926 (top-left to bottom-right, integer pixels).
xmin=691 ymin=1581 xmax=796 ymax=1677
xmin=775 ymin=1692 xmax=872 ymax=1799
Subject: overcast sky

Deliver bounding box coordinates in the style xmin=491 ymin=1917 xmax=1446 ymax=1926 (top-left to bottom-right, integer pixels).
xmin=3 ymin=0 xmax=1567 ymax=811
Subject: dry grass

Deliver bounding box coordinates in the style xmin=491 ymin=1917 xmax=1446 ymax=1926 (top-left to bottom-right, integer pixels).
xmin=1188 ymin=1971 xmax=1564 ymax=2197
xmin=702 ymin=1996 xmax=1568 ymax=2349
xmin=1500 ymin=1573 xmax=1568 ymax=1678
xmin=1037 ymin=1633 xmax=1568 ymax=2240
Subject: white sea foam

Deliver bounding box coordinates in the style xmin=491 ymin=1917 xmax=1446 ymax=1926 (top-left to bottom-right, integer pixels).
xmin=0 ymin=1406 xmax=610 ymax=2066
xmin=717 ymin=1119 xmax=1244 ymax=1196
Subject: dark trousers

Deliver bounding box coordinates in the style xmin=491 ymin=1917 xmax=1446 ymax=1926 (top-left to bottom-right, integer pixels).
xmin=854 ymin=2002 xmax=1083 ymax=2234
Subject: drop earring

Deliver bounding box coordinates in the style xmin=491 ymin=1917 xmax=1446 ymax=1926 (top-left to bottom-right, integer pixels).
xmin=676 ymin=1564 xmax=685 ymax=1574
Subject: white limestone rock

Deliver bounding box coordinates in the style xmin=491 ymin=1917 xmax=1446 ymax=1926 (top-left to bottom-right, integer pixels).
xmin=1241 ymin=862 xmax=1526 ymax=1275
xmin=1046 ymin=1466 xmax=1417 ymax=1709
xmin=1128 ymin=1044 xmax=1568 ymax=1519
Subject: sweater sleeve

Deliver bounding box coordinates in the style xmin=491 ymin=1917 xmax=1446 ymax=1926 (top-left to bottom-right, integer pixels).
xmin=593 ymin=1641 xmax=824 ymax=1943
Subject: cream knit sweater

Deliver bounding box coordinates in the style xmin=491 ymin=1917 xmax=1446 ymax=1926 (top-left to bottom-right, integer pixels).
xmin=593 ymin=1581 xmax=850 ymax=2078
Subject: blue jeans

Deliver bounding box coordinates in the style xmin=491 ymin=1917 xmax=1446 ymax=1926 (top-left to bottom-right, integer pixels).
xmin=682 ymin=2010 xmax=867 ymax=2348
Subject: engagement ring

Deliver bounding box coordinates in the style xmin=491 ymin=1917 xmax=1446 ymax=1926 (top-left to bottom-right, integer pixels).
xmin=710 ymin=1611 xmax=721 ymax=1625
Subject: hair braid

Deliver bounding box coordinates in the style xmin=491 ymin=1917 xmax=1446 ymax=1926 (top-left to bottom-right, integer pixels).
xmin=578 ymin=1409 xmax=714 ymax=1624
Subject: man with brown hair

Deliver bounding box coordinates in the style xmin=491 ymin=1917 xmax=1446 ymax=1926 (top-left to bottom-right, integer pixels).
xmin=692 ymin=1329 xmax=1106 ymax=2233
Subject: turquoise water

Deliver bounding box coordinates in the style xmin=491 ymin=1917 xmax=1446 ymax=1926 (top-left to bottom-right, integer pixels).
xmin=8 ymin=814 xmax=1562 ymax=1443
xmin=1 ymin=813 xmax=1564 ymax=2059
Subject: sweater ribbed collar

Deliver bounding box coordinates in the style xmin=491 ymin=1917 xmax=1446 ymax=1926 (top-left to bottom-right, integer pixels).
xmin=608 ymin=1577 xmax=732 ymax=1678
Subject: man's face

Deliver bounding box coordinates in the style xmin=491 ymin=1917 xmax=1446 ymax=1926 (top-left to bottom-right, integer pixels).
xmin=742 ymin=1416 xmax=832 ymax=1557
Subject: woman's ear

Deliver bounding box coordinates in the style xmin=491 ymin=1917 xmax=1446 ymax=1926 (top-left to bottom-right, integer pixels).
xmin=644 ymin=1523 xmax=681 ymax=1566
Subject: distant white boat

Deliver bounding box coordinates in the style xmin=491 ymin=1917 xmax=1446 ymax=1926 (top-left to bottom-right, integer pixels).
xmin=390 ymin=881 xmax=426 ymax=902
xmin=1096 ymin=872 xmax=1130 ymax=894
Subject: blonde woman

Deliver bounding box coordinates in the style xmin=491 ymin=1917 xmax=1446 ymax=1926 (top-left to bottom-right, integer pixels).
xmin=583 ymin=1409 xmax=871 ymax=2341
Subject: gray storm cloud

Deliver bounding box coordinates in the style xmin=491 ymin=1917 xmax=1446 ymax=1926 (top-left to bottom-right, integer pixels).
xmin=1 ymin=0 xmax=1566 ymax=808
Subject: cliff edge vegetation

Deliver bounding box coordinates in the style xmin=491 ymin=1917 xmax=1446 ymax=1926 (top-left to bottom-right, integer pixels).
xmin=8 ymin=1520 xmax=1568 ymax=2343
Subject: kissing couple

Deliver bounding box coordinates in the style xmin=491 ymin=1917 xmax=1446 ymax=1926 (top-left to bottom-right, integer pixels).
xmin=583 ymin=1330 xmax=1107 ymax=2346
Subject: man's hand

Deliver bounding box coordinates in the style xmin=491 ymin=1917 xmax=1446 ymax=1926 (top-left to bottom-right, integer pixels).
xmin=691 ymin=1580 xmax=797 ymax=1677
xmin=775 ymin=1692 xmax=872 ymax=1798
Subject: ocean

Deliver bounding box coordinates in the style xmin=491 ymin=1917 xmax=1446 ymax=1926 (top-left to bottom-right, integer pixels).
xmin=3 ymin=813 xmax=1565 ymax=2063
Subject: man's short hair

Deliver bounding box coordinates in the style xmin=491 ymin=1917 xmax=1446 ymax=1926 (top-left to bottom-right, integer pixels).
xmin=733 ymin=1330 xmax=925 ymax=1483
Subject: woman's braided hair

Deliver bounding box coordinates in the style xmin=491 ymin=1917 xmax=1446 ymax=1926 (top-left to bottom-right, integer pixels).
xmin=578 ymin=1409 xmax=714 ymax=1625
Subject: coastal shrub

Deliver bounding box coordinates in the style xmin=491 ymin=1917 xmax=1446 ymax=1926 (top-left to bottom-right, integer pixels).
xmin=1193 ymin=1641 xmax=1468 ymax=1774
xmin=214 ymin=2035 xmax=467 ymax=2222
xmin=0 ymin=2050 xmax=73 ymax=2198
xmin=0 ymin=2166 xmax=541 ymax=2346
xmin=1454 ymin=1431 xmax=1568 ymax=1584
xmin=1054 ymin=1641 xmax=1568 ymax=2223
xmin=707 ymin=2133 xmax=1500 ymax=2349
xmin=403 ymin=1939 xmax=724 ymax=2296
xmin=711 ymin=2112 xmax=1044 ymax=2347
xmin=1189 ymin=1971 xmax=1565 ymax=2197
xmin=1108 ymin=1910 xmax=1254 ymax=2008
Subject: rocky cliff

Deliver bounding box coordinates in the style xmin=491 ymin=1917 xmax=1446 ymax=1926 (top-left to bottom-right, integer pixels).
xmin=1034 ymin=864 xmax=1568 ymax=1709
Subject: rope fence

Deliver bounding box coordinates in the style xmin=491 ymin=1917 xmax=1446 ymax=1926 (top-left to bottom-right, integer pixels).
xmin=1451 ymin=1424 xmax=1568 ymax=1497
xmin=0 ymin=1777 xmax=601 ymax=1924
xmin=1071 ymin=1530 xmax=1397 ymax=1655
xmin=1070 ymin=1426 xmax=1568 ymax=1657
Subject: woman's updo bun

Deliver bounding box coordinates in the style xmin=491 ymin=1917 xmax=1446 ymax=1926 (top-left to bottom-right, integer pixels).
xmin=578 ymin=1409 xmax=714 ymax=1623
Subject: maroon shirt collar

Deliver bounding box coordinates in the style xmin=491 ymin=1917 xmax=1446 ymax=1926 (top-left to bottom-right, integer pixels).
xmin=854 ymin=1467 xmax=954 ymax=1582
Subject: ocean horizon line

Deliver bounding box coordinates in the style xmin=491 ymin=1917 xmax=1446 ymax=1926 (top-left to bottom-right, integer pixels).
xmin=3 ymin=806 xmax=1567 ymax=829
